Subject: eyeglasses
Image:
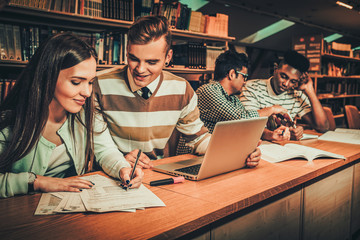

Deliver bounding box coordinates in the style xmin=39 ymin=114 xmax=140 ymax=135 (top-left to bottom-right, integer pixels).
xmin=236 ymin=70 xmax=248 ymax=81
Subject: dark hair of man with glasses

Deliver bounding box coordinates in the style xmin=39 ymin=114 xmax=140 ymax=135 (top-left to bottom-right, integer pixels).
xmin=214 ymin=50 xmax=248 ymax=82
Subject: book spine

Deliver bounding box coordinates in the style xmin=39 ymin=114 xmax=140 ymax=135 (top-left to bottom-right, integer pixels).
xmin=0 ymin=24 xmax=8 ymax=60
xmin=4 ymin=24 xmax=15 ymax=60
xmin=13 ymin=25 xmax=22 ymax=61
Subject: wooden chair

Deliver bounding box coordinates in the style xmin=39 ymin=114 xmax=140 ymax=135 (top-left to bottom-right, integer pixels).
xmin=344 ymin=105 xmax=360 ymax=129
xmin=323 ymin=107 xmax=336 ymax=131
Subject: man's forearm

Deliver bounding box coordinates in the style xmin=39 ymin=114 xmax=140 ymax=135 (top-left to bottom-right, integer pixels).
xmin=305 ymin=89 xmax=329 ymax=132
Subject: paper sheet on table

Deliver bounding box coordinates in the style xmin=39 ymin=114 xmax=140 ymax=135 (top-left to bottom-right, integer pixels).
xmin=319 ymin=131 xmax=360 ymax=145
xmin=300 ymin=133 xmax=319 ymax=140
xmin=35 ymin=193 xmax=63 ymax=215
xmin=34 ymin=174 xmax=162 ymax=215
xmin=53 ymin=192 xmax=86 ymax=213
xmin=80 ymin=175 xmax=165 ymax=213
xmin=335 ymin=128 xmax=360 ymax=134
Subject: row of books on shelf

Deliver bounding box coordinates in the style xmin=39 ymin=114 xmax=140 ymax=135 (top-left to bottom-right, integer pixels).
xmin=135 ymin=0 xmax=228 ymax=36
xmin=171 ymin=43 xmax=224 ymax=69
xmin=317 ymin=80 xmax=360 ymax=98
xmin=9 ymin=0 xmax=229 ymax=37
xmin=0 ymin=23 xmax=128 ymax=65
xmin=321 ymin=61 xmax=360 ymax=76
xmin=9 ymin=0 xmax=133 ymax=21
xmin=323 ymin=40 xmax=360 ymax=59
xmin=0 ymin=22 xmax=224 ymax=69
xmin=0 ymin=79 xmax=15 ymax=104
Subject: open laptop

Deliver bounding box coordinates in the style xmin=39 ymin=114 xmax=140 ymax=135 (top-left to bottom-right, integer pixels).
xmin=153 ymin=117 xmax=268 ymax=181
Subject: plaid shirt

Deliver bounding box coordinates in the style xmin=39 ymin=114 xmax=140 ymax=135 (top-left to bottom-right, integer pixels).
xmin=196 ymin=81 xmax=259 ymax=133
xmin=176 ymin=81 xmax=259 ymax=155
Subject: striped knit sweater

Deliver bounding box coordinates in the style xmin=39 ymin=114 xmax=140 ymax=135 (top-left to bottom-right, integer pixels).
xmin=240 ymin=78 xmax=312 ymax=120
xmin=95 ymin=66 xmax=209 ymax=159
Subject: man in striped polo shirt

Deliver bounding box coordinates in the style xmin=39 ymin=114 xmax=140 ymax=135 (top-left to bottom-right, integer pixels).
xmin=95 ymin=15 xmax=262 ymax=169
xmin=240 ymin=51 xmax=329 ymax=140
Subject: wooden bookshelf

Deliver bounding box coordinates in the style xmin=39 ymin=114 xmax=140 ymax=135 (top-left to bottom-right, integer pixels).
xmin=318 ymin=94 xmax=360 ymax=100
xmin=322 ymin=53 xmax=360 ymax=63
xmin=334 ymin=114 xmax=344 ymax=119
xmin=310 ymin=74 xmax=360 ymax=80
xmin=0 ymin=5 xmax=133 ymax=32
xmin=171 ymin=28 xmax=235 ymax=42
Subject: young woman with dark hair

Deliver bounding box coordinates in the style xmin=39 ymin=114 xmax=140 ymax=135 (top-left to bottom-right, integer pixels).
xmin=0 ymin=32 xmax=143 ymax=198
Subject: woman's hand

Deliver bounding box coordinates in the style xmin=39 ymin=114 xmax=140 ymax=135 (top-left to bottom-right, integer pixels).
xmin=119 ymin=167 xmax=144 ymax=189
xmin=33 ymin=175 xmax=94 ymax=192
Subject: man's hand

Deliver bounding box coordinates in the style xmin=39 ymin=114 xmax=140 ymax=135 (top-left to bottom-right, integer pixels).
xmin=34 ymin=175 xmax=94 ymax=192
xmin=246 ymin=140 xmax=262 ymax=168
xmin=119 ymin=167 xmax=144 ymax=189
xmin=290 ymin=125 xmax=304 ymax=140
xmin=125 ymin=149 xmax=153 ymax=169
xmin=297 ymin=72 xmax=314 ymax=93
xmin=272 ymin=126 xmax=290 ymax=141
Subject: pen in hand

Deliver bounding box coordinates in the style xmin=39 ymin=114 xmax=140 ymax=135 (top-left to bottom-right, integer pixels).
xmin=125 ymin=149 xmax=142 ymax=191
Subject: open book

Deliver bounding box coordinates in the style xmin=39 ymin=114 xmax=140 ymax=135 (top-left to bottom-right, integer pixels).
xmin=259 ymin=143 xmax=345 ymax=163
xmin=318 ymin=129 xmax=360 ymax=145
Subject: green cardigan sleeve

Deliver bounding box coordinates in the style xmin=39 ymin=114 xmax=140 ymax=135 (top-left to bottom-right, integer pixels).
xmin=0 ymin=128 xmax=31 ymax=198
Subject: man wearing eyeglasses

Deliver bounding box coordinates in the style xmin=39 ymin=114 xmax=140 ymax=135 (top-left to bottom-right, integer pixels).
xmin=191 ymin=50 xmax=288 ymax=136
xmin=240 ymin=50 xmax=329 ymax=140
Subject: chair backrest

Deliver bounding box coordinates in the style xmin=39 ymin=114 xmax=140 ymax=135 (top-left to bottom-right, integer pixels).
xmin=323 ymin=107 xmax=336 ymax=131
xmin=344 ymin=105 xmax=360 ymax=129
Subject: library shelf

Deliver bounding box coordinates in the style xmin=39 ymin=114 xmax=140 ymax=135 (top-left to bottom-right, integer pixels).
xmin=318 ymin=94 xmax=360 ymax=100
xmin=310 ymin=74 xmax=360 ymax=80
xmin=165 ymin=67 xmax=215 ymax=74
xmin=322 ymin=53 xmax=360 ymax=63
xmin=0 ymin=5 xmax=133 ymax=32
xmin=171 ymin=28 xmax=235 ymax=42
xmin=334 ymin=114 xmax=344 ymax=119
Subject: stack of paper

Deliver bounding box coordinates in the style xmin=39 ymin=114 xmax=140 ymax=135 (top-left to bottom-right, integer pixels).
xmin=35 ymin=174 xmax=165 ymax=215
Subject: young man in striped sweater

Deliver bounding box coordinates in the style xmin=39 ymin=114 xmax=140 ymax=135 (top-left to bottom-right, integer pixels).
xmin=95 ymin=15 xmax=261 ymax=169
xmin=240 ymin=51 xmax=329 ymax=140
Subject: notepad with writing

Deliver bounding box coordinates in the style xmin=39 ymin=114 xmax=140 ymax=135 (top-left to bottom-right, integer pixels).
xmin=259 ymin=143 xmax=345 ymax=163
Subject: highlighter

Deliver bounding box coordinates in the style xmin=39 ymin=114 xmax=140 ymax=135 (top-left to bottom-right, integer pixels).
xmin=150 ymin=176 xmax=185 ymax=186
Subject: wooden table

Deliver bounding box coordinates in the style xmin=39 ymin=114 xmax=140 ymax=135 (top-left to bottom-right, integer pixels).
xmin=1 ymin=138 xmax=359 ymax=240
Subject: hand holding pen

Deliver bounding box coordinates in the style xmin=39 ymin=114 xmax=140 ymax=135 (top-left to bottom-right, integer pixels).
xmin=120 ymin=150 xmax=144 ymax=190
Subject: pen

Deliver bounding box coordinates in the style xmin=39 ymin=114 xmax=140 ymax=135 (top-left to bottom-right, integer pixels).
xmin=126 ymin=149 xmax=142 ymax=191
xmin=150 ymin=176 xmax=185 ymax=186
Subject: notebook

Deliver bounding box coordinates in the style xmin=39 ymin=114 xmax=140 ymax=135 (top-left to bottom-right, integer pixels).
xmin=153 ymin=117 xmax=268 ymax=181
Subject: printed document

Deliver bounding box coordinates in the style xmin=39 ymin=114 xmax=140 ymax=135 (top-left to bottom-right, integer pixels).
xmin=35 ymin=174 xmax=165 ymax=215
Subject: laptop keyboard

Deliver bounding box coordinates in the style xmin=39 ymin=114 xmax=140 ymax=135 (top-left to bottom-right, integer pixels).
xmin=175 ymin=164 xmax=201 ymax=175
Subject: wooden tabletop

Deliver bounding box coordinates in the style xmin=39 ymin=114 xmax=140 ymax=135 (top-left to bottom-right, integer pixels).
xmin=0 ymin=137 xmax=359 ymax=240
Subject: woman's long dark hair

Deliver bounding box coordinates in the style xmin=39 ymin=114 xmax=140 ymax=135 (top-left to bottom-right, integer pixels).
xmin=0 ymin=32 xmax=97 ymax=173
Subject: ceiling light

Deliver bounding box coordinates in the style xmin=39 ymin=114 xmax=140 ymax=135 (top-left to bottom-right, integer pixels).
xmin=336 ymin=1 xmax=353 ymax=9
xmin=239 ymin=19 xmax=295 ymax=44
xmin=179 ymin=0 xmax=209 ymax=11
xmin=324 ymin=33 xmax=343 ymax=42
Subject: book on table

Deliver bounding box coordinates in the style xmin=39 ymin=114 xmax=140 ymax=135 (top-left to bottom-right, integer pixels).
xmin=318 ymin=129 xmax=360 ymax=145
xmin=259 ymin=143 xmax=345 ymax=163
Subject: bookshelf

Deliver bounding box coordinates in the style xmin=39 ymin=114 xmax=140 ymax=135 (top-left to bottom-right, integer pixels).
xmin=0 ymin=2 xmax=235 ymax=100
xmin=293 ymin=34 xmax=360 ymax=126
